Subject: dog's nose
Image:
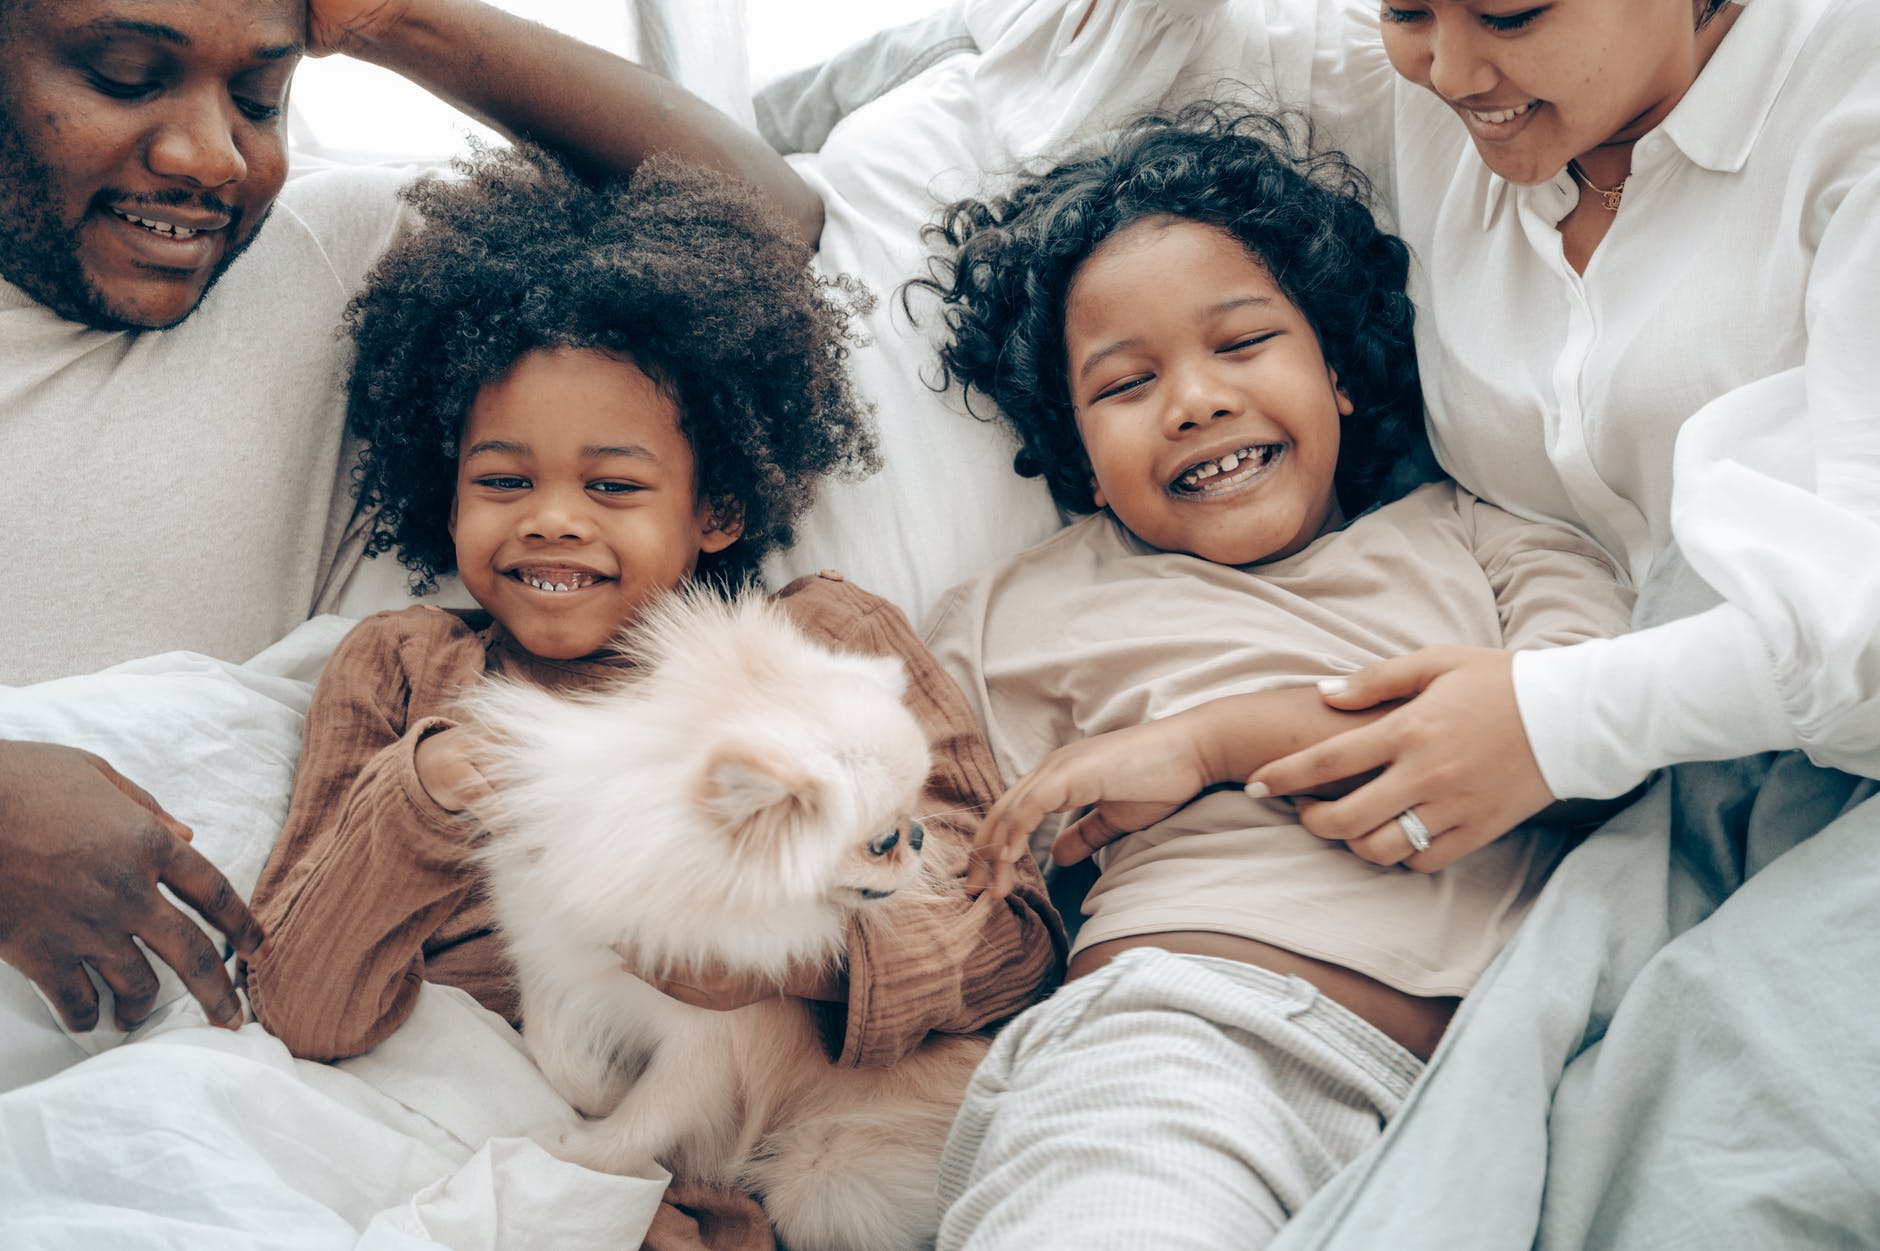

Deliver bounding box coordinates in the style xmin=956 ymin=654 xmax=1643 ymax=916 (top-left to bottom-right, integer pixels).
xmin=868 ymin=829 xmax=900 ymax=856
xmin=907 ymin=821 xmax=925 ymax=851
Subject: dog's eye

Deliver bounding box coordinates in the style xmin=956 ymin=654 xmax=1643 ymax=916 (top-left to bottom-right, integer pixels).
xmin=867 ymin=828 xmax=899 ymax=857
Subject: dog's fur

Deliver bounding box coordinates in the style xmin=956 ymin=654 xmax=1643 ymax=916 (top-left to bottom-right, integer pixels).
xmin=467 ymin=588 xmax=987 ymax=1251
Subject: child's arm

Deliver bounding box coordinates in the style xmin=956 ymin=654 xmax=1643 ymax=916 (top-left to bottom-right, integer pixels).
xmin=308 ymin=0 xmax=822 ymax=244
xmin=968 ymin=687 xmax=1393 ymax=899
xmin=773 ymin=575 xmax=1069 ymax=1068
xmin=1247 ymin=498 xmax=1640 ymax=871
xmin=245 ymin=610 xmax=493 ymax=1062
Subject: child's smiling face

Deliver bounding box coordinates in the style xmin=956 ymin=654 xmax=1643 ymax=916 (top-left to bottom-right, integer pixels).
xmin=1063 ymin=217 xmax=1352 ymax=566
xmin=449 ymin=347 xmax=740 ymax=660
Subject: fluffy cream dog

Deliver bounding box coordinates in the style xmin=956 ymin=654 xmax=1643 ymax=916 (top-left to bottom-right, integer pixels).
xmin=467 ymin=588 xmax=987 ymax=1251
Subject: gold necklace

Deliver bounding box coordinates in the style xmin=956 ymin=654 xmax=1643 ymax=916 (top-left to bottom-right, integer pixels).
xmin=1568 ymin=159 xmax=1626 ymax=212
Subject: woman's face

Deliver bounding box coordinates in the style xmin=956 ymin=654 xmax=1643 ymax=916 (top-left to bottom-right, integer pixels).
xmin=1378 ymin=0 xmax=1725 ymax=184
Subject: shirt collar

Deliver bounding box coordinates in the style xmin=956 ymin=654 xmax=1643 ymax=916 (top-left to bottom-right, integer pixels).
xmin=483 ymin=618 xmax=640 ymax=691
xmin=1661 ymin=0 xmax=1834 ymax=174
xmin=1480 ymin=0 xmax=1830 ymax=226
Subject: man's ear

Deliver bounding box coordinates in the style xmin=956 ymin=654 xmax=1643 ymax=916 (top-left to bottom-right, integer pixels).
xmin=698 ymin=498 xmax=744 ymax=554
xmin=1330 ymin=368 xmax=1354 ymax=417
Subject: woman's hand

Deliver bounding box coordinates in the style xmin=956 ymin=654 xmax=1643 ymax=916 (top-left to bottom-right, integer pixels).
xmin=412 ymin=726 xmax=494 ymax=814
xmin=1246 ymin=647 xmax=1555 ymax=871
xmin=637 ymin=960 xmax=846 ymax=1011
xmin=967 ymin=716 xmax=1215 ymax=900
xmin=305 ymin=0 xmax=411 ymax=58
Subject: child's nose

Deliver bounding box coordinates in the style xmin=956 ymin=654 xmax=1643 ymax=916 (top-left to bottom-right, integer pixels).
xmin=520 ymin=488 xmax=593 ymax=541
xmin=1162 ymin=366 xmax=1238 ymax=434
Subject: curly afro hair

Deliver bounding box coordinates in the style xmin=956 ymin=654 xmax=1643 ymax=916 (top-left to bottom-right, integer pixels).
xmin=909 ymin=101 xmax=1425 ymax=520
xmin=345 ymin=144 xmax=878 ymax=591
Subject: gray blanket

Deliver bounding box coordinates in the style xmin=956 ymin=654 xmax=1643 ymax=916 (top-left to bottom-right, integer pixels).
xmin=1277 ymin=549 xmax=1880 ymax=1249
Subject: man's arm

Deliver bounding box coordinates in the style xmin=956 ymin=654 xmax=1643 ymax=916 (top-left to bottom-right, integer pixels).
xmin=310 ymin=0 xmax=822 ymax=244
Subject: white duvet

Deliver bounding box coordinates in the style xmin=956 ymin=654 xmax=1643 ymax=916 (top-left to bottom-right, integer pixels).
xmin=0 ymin=620 xmax=672 ymax=1248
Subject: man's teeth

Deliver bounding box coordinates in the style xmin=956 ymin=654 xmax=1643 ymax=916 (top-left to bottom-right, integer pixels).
xmin=1177 ymin=445 xmax=1277 ymax=490
xmin=1470 ymin=101 xmax=1535 ymax=125
xmin=113 ymin=210 xmax=201 ymax=239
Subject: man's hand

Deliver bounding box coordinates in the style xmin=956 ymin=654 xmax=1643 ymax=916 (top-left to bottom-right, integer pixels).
xmin=0 ymin=742 xmax=263 ymax=1032
xmin=305 ymin=0 xmax=412 ymax=58
xmin=967 ymin=716 xmax=1216 ymax=900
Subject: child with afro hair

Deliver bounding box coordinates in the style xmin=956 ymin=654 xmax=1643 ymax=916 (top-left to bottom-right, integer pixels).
xmin=915 ymin=102 xmax=1635 ymax=1247
xmin=246 ymin=147 xmax=1065 ymax=1246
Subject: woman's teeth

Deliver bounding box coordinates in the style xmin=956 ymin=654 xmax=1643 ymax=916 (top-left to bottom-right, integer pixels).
xmin=1469 ymin=101 xmax=1536 ymax=125
xmin=1176 ymin=445 xmax=1278 ymax=492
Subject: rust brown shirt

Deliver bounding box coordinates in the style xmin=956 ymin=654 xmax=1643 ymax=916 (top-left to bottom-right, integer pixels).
xmin=246 ymin=574 xmax=1064 ymax=1067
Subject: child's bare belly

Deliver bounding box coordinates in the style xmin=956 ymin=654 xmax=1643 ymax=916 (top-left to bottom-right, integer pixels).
xmin=1070 ymin=932 xmax=1457 ymax=1061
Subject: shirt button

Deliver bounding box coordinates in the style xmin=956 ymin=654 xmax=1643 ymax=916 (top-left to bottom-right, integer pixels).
xmin=817 ymin=569 xmax=844 ymax=582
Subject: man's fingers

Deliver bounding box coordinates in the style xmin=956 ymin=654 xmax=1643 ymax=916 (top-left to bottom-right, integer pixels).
xmin=90 ymin=757 xmax=196 ymax=844
xmin=91 ymin=946 xmax=166 ymax=1031
xmin=138 ymin=909 xmax=242 ymax=1028
xmin=23 ymin=955 xmax=102 ymax=1033
xmin=157 ymin=836 xmax=264 ymax=957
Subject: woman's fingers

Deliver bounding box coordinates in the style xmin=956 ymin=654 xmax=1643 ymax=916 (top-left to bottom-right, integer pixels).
xmin=1248 ymin=719 xmax=1399 ymax=801
xmin=1314 ymin=649 xmax=1461 ymax=710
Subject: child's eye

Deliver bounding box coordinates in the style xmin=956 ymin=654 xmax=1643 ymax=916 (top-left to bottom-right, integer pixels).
xmin=588 ymin=480 xmax=644 ymax=496
xmin=1093 ymin=375 xmax=1150 ymax=403
xmin=1480 ymin=6 xmax=1546 ymax=32
xmin=474 ymin=475 xmax=530 ymax=491
xmin=1220 ymin=333 xmax=1277 ymax=354
xmin=1380 ymin=4 xmax=1427 ymax=24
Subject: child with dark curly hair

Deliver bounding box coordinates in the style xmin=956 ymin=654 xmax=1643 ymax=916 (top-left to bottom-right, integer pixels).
xmin=242 ymin=146 xmax=1065 ymax=1247
xmin=914 ymin=104 xmax=1635 ymax=1248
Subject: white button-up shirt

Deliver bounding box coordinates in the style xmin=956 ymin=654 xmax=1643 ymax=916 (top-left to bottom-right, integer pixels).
xmin=965 ymin=0 xmax=1880 ymax=794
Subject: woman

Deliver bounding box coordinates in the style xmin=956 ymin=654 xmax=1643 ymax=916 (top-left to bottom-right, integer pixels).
xmin=935 ymin=0 xmax=1880 ymax=1245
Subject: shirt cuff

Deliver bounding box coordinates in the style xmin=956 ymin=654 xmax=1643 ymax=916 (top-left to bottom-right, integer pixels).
xmin=1511 ymin=604 xmax=1796 ymax=799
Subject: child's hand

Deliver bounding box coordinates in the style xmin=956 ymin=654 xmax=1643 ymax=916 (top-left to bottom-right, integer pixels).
xmin=1245 ymin=647 xmax=1554 ymax=871
xmin=305 ymin=0 xmax=411 ymax=58
xmin=967 ymin=717 xmax=1216 ymax=900
xmin=637 ymin=960 xmax=846 ymax=1010
xmin=412 ymin=726 xmax=495 ymax=814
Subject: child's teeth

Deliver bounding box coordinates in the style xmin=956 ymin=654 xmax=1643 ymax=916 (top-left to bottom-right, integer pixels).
xmin=1219 ymin=452 xmax=1240 ymax=472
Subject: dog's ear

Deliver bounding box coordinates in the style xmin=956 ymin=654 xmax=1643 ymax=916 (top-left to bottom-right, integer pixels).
xmin=697 ymin=741 xmax=826 ymax=841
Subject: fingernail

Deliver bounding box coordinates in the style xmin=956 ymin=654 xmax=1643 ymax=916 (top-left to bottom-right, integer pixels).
xmin=1318 ymin=677 xmax=1349 ymax=696
xmin=1244 ymin=781 xmax=1270 ymax=799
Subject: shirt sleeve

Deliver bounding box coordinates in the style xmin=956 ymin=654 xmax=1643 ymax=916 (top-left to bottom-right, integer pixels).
xmin=1459 ymin=490 xmax=1635 ymax=651
xmin=1513 ymin=163 xmax=1880 ymax=797
xmin=961 ymin=0 xmax=1397 ymax=206
xmin=773 ymin=576 xmax=1068 ymax=1068
xmin=245 ymin=609 xmax=492 ymax=1061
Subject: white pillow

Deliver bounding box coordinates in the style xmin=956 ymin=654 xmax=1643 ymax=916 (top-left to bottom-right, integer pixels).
xmin=761 ymin=50 xmax=1064 ymax=625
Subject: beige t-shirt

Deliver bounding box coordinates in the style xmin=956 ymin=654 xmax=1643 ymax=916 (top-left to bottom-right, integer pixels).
xmin=0 ymin=166 xmax=415 ymax=685
xmin=925 ymin=482 xmax=1635 ymax=996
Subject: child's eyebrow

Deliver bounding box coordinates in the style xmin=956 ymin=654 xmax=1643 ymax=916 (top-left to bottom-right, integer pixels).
xmin=1075 ymin=296 xmax=1273 ymax=381
xmin=583 ymin=444 xmax=659 ymax=462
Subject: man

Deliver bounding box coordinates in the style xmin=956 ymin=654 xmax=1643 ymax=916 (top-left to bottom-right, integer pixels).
xmin=0 ymin=0 xmax=820 ymax=1070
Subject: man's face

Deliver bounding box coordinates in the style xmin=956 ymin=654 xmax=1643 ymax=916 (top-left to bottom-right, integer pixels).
xmin=0 ymin=0 xmax=302 ymax=331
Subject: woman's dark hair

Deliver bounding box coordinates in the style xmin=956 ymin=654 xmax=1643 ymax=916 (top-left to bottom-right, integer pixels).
xmin=908 ymin=100 xmax=1424 ymax=518
xmin=345 ymin=144 xmax=877 ymax=591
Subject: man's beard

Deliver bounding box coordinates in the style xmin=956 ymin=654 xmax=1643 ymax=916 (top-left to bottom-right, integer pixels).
xmin=0 ymin=92 xmax=266 ymax=333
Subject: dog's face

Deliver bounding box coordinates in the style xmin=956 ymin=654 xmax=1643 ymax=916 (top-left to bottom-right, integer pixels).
xmin=471 ymin=590 xmax=939 ymax=972
xmin=692 ymin=651 xmax=933 ymax=909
